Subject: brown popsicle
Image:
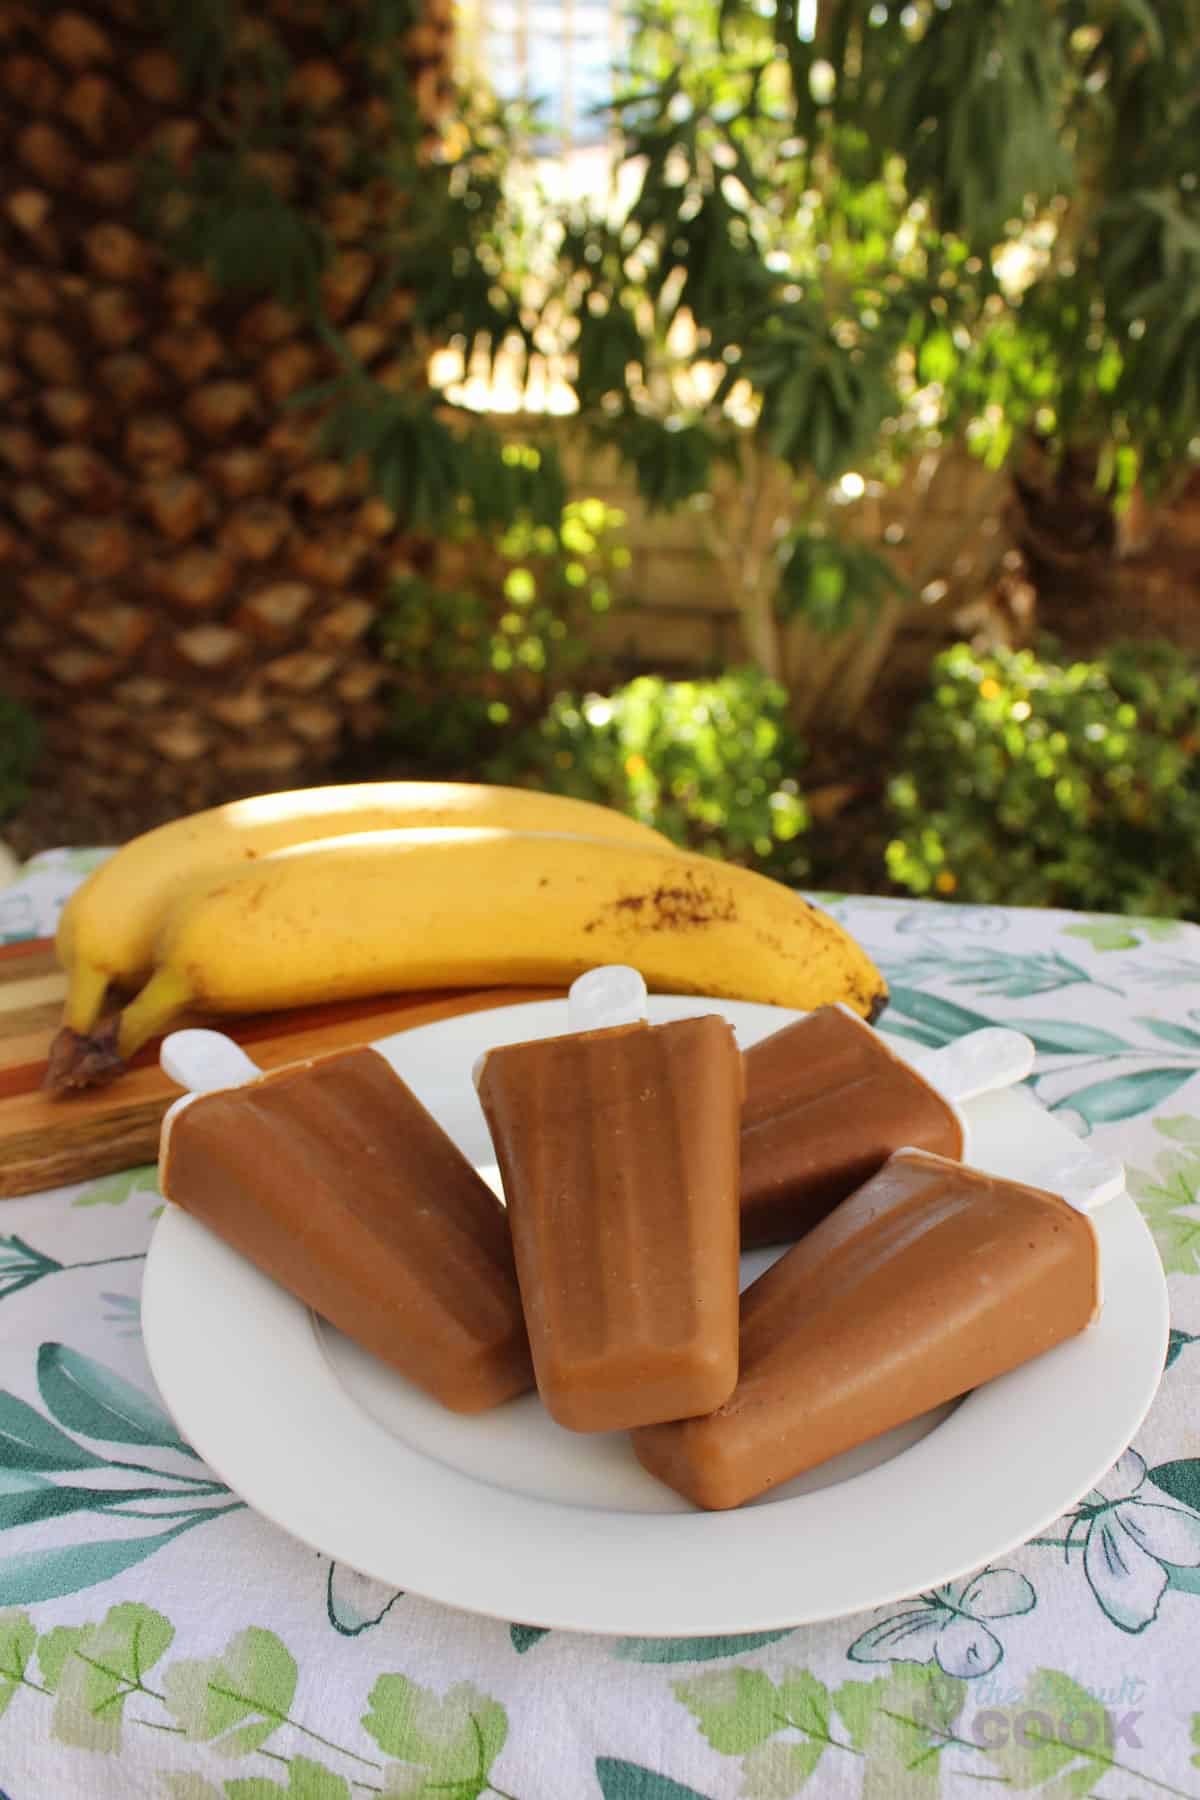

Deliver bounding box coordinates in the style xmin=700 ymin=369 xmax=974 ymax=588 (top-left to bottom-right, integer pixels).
xmin=740 ymin=1004 xmax=964 ymax=1249
xmin=633 ymin=1148 xmax=1101 ymax=1510
xmin=476 ymin=1014 xmax=743 ymax=1433
xmin=160 ymin=1045 xmax=534 ymax=1413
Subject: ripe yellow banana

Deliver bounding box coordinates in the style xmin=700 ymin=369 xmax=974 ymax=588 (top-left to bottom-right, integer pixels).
xmin=52 ymin=782 xmax=672 ymax=1041
xmin=108 ymin=827 xmax=886 ymax=1067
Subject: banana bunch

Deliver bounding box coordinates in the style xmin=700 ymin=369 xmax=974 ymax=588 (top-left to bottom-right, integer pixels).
xmin=49 ymin=782 xmax=887 ymax=1089
xmin=47 ymin=782 xmax=672 ymax=1088
xmin=52 ymin=821 xmax=886 ymax=1087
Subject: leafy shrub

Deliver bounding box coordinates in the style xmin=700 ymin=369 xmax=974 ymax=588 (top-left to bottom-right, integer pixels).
xmin=491 ymin=668 xmax=809 ymax=875
xmin=0 ymin=693 xmax=38 ymax=823
xmin=887 ymin=640 xmax=1200 ymax=918
xmin=379 ymin=497 xmax=628 ymax=769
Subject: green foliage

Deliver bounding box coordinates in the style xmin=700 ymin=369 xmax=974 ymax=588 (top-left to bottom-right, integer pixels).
xmin=140 ymin=152 xmax=329 ymax=311
xmin=144 ymin=0 xmax=235 ymax=92
xmin=555 ymin=0 xmax=1200 ymax=642
xmin=0 ymin=694 xmax=38 ymax=824
xmin=135 ymin=3 xmax=556 ymax=534
xmin=379 ymin=498 xmax=625 ymax=767
xmin=768 ymin=0 xmax=1072 ymax=251
xmin=887 ymin=640 xmax=1200 ymax=918
xmin=132 ymin=0 xmax=1200 ymax=721
xmin=319 ymin=402 xmax=566 ymax=537
xmin=589 ymin=417 xmax=726 ymax=511
xmin=777 ymin=530 xmax=910 ymax=633
xmin=492 ymin=668 xmax=809 ymax=873
xmin=563 ymin=15 xmax=973 ymax=514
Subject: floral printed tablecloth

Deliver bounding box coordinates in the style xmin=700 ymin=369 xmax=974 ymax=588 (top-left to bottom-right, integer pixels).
xmin=1 ymin=849 xmax=1199 ymax=1800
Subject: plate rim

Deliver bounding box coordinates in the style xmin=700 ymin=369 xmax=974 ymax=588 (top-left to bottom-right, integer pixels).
xmin=141 ymin=994 xmax=1169 ymax=1636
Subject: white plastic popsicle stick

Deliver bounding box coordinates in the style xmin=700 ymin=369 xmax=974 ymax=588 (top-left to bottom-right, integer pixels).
xmin=1033 ymin=1145 xmax=1125 ymax=1215
xmin=158 ymin=1030 xmax=264 ymax=1174
xmin=567 ymin=964 xmax=648 ymax=1034
xmin=472 ymin=965 xmax=648 ymax=1090
xmin=161 ymin=1028 xmax=263 ymax=1095
xmin=916 ymin=1027 xmax=1036 ymax=1106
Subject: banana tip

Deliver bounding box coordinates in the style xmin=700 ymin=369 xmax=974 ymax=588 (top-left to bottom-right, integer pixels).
xmin=43 ymin=1022 xmax=126 ymax=1094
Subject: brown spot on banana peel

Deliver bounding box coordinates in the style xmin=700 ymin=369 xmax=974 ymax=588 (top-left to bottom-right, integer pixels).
xmin=587 ymin=879 xmax=738 ymax=933
xmin=585 ymin=881 xmax=887 ymax=1020
xmin=42 ymin=1020 xmax=125 ymax=1093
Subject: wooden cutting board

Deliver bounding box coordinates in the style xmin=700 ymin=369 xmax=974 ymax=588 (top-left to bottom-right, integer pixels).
xmin=0 ymin=938 xmax=559 ymax=1198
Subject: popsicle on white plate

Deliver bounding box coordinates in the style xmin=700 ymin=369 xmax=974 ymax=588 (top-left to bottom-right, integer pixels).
xmin=158 ymin=1029 xmax=534 ymax=1414
xmin=475 ymin=967 xmax=744 ymax=1434
xmin=740 ymin=1004 xmax=1036 ymax=1247
xmin=634 ymin=1144 xmax=1109 ymax=1511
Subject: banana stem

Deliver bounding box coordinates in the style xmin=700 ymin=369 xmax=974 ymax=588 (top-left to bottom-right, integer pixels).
xmin=116 ymin=966 xmax=197 ymax=1060
xmin=61 ymin=959 xmax=111 ymax=1035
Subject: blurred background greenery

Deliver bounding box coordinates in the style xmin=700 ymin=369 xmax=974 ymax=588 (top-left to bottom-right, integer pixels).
xmin=1 ymin=0 xmax=1198 ymax=916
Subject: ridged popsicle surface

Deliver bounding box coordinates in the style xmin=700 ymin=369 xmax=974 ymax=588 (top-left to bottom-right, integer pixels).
xmin=161 ymin=1046 xmax=533 ymax=1412
xmin=740 ymin=1005 xmax=964 ymax=1248
xmin=477 ymin=1015 xmax=742 ymax=1432
xmin=634 ymin=1148 xmax=1100 ymax=1509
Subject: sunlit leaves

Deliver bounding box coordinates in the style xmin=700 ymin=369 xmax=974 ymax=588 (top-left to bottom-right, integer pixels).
xmin=777 ymin=530 xmax=910 ymax=633
xmin=318 ymin=390 xmax=565 ymax=535
xmin=593 ymin=415 xmax=723 ymax=509
xmin=380 ymin=498 xmax=628 ymax=766
xmin=887 ymin=639 xmax=1200 ymax=916
xmin=492 ymin=668 xmax=810 ymax=874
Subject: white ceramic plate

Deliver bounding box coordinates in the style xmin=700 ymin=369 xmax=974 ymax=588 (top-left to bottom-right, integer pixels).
xmin=142 ymin=996 xmax=1168 ymax=1637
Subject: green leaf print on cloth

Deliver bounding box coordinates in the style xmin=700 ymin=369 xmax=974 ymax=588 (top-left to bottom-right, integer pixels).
xmin=595 ymin=1760 xmax=713 ymax=1799
xmin=361 ymin=1673 xmax=508 ymax=1798
xmin=0 ymin=1468 xmax=169 ymax=1531
xmin=834 ymin=1666 xmax=970 ymax=1800
xmin=1128 ymin=1119 xmax=1200 ymax=1275
xmin=225 ymin=1754 xmax=352 ymax=1799
xmin=614 ymin=1631 xmax=795 ymax=1664
xmin=1 ymin=1604 xmax=520 ymax=1797
xmin=0 ymin=1348 xmax=239 ymax=1604
xmin=1149 ymin=1461 xmax=1200 ymax=1523
xmin=674 ymin=1662 xmax=970 ymax=1797
xmin=1064 ymin=920 xmax=1187 ymax=952
xmin=38 ymin=1343 xmax=199 ymax=1458
xmin=1154 ymin=1116 xmax=1200 ymax=1146
xmin=880 ymin=945 xmax=1110 ymax=1000
xmin=0 ymin=1236 xmax=64 ymax=1302
xmin=0 ymin=1610 xmax=35 ymax=1720
xmin=40 ymin=1601 xmax=173 ymax=1752
xmin=880 ymin=989 xmax=998 ymax=1044
xmin=71 ymin=1166 xmax=157 ymax=1209
xmin=164 ymin=1627 xmax=299 ymax=1757
xmin=0 ymin=1389 xmax=107 ymax=1472
xmin=1138 ymin=1018 xmax=1200 ymax=1051
xmin=1008 ymin=1021 xmax=1132 ymax=1055
xmin=0 ymin=1524 xmax=231 ymax=1607
xmin=982 ymin=1668 xmax=1114 ymax=1798
xmin=0 ymin=1235 xmax=145 ymax=1305
xmin=1053 ymin=1066 xmax=1200 ymax=1130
